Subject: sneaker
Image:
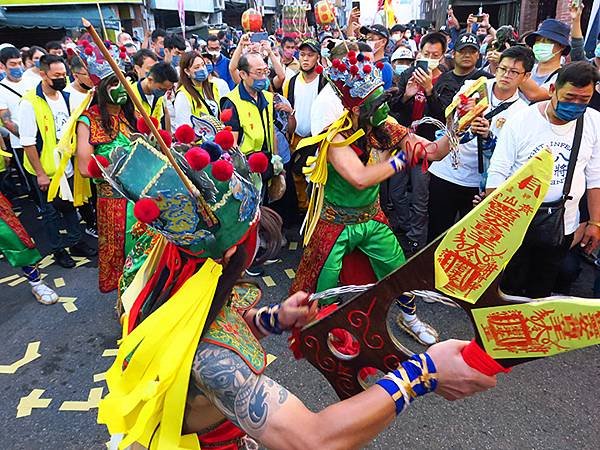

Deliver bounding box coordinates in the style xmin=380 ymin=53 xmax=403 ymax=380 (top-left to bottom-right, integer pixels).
xmin=85 ymin=227 xmax=98 ymax=239
xmin=69 ymin=241 xmax=98 ymax=257
xmin=498 ymin=287 xmax=532 ymax=303
xmin=396 ymin=315 xmax=439 ymax=346
xmin=53 ymin=249 xmax=75 ymax=269
xmin=245 ymin=265 xmax=264 ymax=277
xmin=263 ymin=258 xmax=281 ymax=266
xmin=30 ymin=281 xmax=59 ymax=305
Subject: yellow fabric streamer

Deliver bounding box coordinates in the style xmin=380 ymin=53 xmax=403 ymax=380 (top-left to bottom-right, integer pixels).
xmin=98 ymin=258 xmax=223 ymax=450
xmin=0 ymin=149 xmax=12 ymax=158
xmin=297 ymin=110 xmax=364 ymax=245
xmin=47 ymin=90 xmax=93 ymax=206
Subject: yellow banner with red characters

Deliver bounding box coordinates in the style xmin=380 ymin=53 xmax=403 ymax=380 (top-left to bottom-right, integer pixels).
xmin=434 ymin=150 xmax=554 ymax=303
xmin=472 ymin=298 xmax=600 ymax=359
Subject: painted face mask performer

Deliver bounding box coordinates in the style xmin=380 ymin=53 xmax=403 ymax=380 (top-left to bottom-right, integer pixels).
xmin=291 ymin=50 xmax=453 ymax=346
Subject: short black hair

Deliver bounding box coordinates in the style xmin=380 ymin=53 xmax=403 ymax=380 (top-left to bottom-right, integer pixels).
xmin=164 ymin=34 xmax=186 ymax=51
xmin=217 ymin=30 xmax=226 ymax=40
xmin=281 ymin=37 xmax=295 ymax=47
xmin=420 ymin=32 xmax=447 ymax=53
xmin=499 ymin=45 xmax=535 ymax=73
xmin=148 ymin=61 xmax=178 ymax=83
xmin=45 ymin=40 xmax=62 ymax=51
xmin=151 ymin=29 xmax=167 ymax=42
xmin=69 ymin=55 xmax=85 ymax=72
xmin=132 ymin=48 xmax=158 ymax=67
xmin=39 ymin=54 xmax=65 ymax=72
xmin=207 ymin=35 xmax=219 ymax=44
xmin=238 ymin=54 xmax=251 ymax=73
xmin=29 ymin=46 xmax=47 ymax=58
xmin=0 ymin=46 xmax=21 ymax=65
xmin=555 ymin=61 xmax=600 ymax=90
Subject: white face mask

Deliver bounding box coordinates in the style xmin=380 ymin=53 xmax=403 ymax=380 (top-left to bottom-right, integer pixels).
xmin=367 ymin=40 xmax=381 ymax=53
xmin=426 ymin=58 xmax=441 ymax=71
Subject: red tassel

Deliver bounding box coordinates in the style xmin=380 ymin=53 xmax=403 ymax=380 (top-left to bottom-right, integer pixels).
xmin=461 ymin=340 xmax=511 ymax=376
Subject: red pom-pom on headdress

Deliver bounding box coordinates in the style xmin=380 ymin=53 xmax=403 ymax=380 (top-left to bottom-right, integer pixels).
xmin=174 ymin=124 xmax=196 ymax=144
xmin=134 ymin=198 xmax=161 ymax=223
xmin=185 ymin=147 xmax=211 ymax=170
xmin=214 ymin=129 xmax=235 ymax=151
xmin=363 ymin=64 xmax=372 ymax=74
xmin=211 ymin=160 xmax=234 ymax=181
xmin=220 ymin=108 xmax=233 ymax=123
xmin=347 ymin=50 xmax=357 ymax=59
xmin=87 ymin=155 xmax=109 ymax=179
xmin=375 ymin=61 xmax=385 ymax=70
xmin=315 ymin=65 xmax=323 ymax=75
xmin=119 ymin=51 xmax=127 ymax=60
xmin=136 ymin=116 xmax=159 ymax=134
xmin=158 ymin=129 xmax=172 ymax=147
xmin=78 ymin=39 xmax=90 ymax=47
xmin=349 ymin=65 xmax=359 ymax=75
xmin=84 ymin=46 xmax=94 ymax=56
xmin=248 ymin=152 xmax=269 ymax=173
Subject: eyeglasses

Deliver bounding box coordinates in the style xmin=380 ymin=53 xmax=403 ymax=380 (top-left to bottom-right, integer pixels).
xmin=496 ymin=66 xmax=525 ymax=78
xmin=248 ymin=68 xmax=270 ymax=76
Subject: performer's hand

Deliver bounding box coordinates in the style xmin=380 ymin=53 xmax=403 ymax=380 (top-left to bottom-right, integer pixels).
xmin=580 ymin=223 xmax=600 ymax=254
xmin=470 ymin=117 xmax=490 ymax=138
xmin=37 ymin=172 xmax=50 ymax=191
xmin=279 ymin=291 xmax=318 ymax=330
xmin=427 ymin=339 xmax=497 ymax=401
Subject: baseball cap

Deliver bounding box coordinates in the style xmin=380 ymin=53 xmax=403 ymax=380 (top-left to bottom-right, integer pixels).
xmin=391 ymin=46 xmax=415 ymax=62
xmin=524 ymin=19 xmax=571 ymax=55
xmin=360 ymin=24 xmax=390 ymax=40
xmin=299 ymin=39 xmax=320 ymax=53
xmin=454 ymin=33 xmax=480 ymax=52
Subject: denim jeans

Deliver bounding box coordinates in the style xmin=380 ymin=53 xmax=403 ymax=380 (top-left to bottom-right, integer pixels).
xmin=28 ymin=174 xmax=82 ymax=253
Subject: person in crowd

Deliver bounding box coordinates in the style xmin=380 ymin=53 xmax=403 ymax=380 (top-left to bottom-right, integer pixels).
xmin=22 ymin=46 xmax=46 ymax=88
xmin=130 ymin=61 xmax=178 ymax=131
xmin=283 ymin=39 xmax=327 ymax=212
xmin=280 ymin=36 xmax=300 ymax=77
xmin=203 ymin=52 xmax=230 ymax=97
xmin=45 ymin=41 xmax=64 ymax=58
xmin=117 ymin=32 xmax=137 ymax=57
xmin=359 ymin=24 xmax=394 ymax=89
xmin=526 ymin=19 xmax=570 ymax=88
xmin=18 ymin=55 xmax=97 ymax=268
xmin=428 ymin=45 xmax=533 ymax=243
xmin=65 ymin=55 xmax=93 ymax=110
xmin=229 ymin=35 xmax=285 ymax=91
xmin=486 ymin=61 xmax=600 ymax=300
xmin=130 ymin=48 xmax=158 ymax=81
xmin=148 ymin=28 xmax=167 ymax=58
xmin=390 ymin=45 xmax=414 ymax=80
xmin=206 ymin=34 xmax=235 ymax=90
xmin=163 ymin=34 xmax=186 ymax=68
xmin=173 ymin=51 xmax=221 ymax=131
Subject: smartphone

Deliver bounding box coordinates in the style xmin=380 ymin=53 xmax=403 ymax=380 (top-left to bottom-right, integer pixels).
xmin=352 ymin=1 xmax=360 ymax=10
xmin=476 ymin=14 xmax=483 ymax=22
xmin=415 ymin=59 xmax=429 ymax=72
xmin=250 ymin=32 xmax=268 ymax=43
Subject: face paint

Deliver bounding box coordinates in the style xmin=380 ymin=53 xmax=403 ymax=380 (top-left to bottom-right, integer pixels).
xmin=370 ymin=102 xmax=390 ymax=127
xmin=108 ymin=82 xmax=128 ymax=105
xmin=361 ymin=87 xmax=389 ymax=127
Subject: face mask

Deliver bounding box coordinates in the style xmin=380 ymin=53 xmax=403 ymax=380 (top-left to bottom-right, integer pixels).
xmin=193 ymin=68 xmax=208 ymax=82
xmin=595 ymin=43 xmax=600 ymax=58
xmin=370 ymin=102 xmax=390 ymax=127
xmin=554 ymin=99 xmax=587 ymax=122
xmin=426 ymin=58 xmax=440 ymax=71
xmin=0 ymin=72 xmax=5 ymax=82
xmin=283 ymin=49 xmax=294 ymax=59
xmin=152 ymin=88 xmax=166 ymax=97
xmin=252 ymin=78 xmax=270 ymax=91
xmin=405 ymin=32 xmax=412 ymax=39
xmin=108 ymin=83 xmax=128 ymax=105
xmin=533 ymin=42 xmax=558 ymax=63
xmin=50 ymin=77 xmax=67 ymax=91
xmin=158 ymin=47 xmax=165 ymax=58
xmin=8 ymin=67 xmax=23 ymax=79
xmin=80 ymin=81 xmax=92 ymax=91
xmin=171 ymin=55 xmax=180 ymax=67
xmin=207 ymin=50 xmax=220 ymax=58
xmin=367 ymin=40 xmax=380 ymax=53
xmin=394 ymin=65 xmax=409 ymax=75
xmin=34 ymin=60 xmax=41 ymax=68
xmin=321 ymin=48 xmax=331 ymax=59
xmin=205 ymin=63 xmax=214 ymax=73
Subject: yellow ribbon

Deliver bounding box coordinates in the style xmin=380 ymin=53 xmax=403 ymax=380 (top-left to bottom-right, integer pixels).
xmin=0 ymin=149 xmax=12 ymax=158
xmin=296 ymin=110 xmax=364 ymax=245
xmin=47 ymin=91 xmax=93 ymax=206
xmin=98 ymin=258 xmax=223 ymax=450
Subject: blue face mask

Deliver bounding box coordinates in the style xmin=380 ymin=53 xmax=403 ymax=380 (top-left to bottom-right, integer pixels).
xmin=554 ymin=99 xmax=587 ymax=122
xmin=34 ymin=60 xmax=41 ymax=68
xmin=8 ymin=67 xmax=23 ymax=79
xmin=171 ymin=55 xmax=180 ymax=67
xmin=152 ymin=88 xmax=166 ymax=97
xmin=158 ymin=47 xmax=165 ymax=58
xmin=193 ymin=68 xmax=208 ymax=82
xmin=595 ymin=43 xmax=600 ymax=58
xmin=394 ymin=65 xmax=409 ymax=76
xmin=205 ymin=63 xmax=214 ymax=73
xmin=0 ymin=72 xmax=5 ymax=82
xmin=321 ymin=48 xmax=331 ymax=59
xmin=252 ymin=78 xmax=270 ymax=91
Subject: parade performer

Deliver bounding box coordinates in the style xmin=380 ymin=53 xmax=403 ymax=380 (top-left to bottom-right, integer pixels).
xmin=95 ymin=112 xmax=495 ymax=450
xmin=291 ymin=51 xmax=453 ymax=345
xmin=0 ymin=187 xmax=58 ymax=304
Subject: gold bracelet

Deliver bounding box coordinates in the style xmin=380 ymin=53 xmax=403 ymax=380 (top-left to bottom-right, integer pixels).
xmin=588 ymin=221 xmax=600 ymax=228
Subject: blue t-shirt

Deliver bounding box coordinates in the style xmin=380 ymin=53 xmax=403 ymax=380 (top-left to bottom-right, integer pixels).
xmin=214 ymin=55 xmax=235 ymax=90
xmin=379 ymin=60 xmax=394 ymax=90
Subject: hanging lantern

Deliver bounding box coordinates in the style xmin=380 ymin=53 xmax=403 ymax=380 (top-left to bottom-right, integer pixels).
xmin=315 ymin=1 xmax=336 ymax=26
xmin=242 ymin=8 xmax=263 ymax=32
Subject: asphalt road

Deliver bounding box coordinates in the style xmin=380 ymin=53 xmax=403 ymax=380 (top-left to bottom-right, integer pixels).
xmin=1 ymin=196 xmax=599 ymax=450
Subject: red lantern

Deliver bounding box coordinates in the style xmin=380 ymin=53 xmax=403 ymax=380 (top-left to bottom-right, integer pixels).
xmin=242 ymin=8 xmax=263 ymax=32
xmin=315 ymin=1 xmax=336 ymax=26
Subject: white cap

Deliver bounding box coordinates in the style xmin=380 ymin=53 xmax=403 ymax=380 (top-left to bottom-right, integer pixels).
xmin=0 ymin=43 xmax=16 ymax=52
xmin=391 ymin=46 xmax=414 ymax=62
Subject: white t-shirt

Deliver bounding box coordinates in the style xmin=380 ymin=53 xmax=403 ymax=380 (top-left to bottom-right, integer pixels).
xmin=64 ymin=84 xmax=90 ymax=112
xmin=487 ymin=103 xmax=600 ymax=235
xmin=311 ymin=83 xmax=344 ymax=137
xmin=18 ymin=91 xmax=73 ymax=177
xmin=429 ymin=79 xmax=529 ymax=188
xmin=0 ymin=78 xmax=28 ymax=149
xmin=290 ymin=74 xmax=320 ymax=138
xmin=22 ymin=69 xmax=42 ymax=89
xmin=211 ymin=76 xmax=230 ymax=97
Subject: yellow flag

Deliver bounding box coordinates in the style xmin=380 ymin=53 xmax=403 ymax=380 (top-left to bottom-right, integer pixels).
xmin=434 ymin=150 xmax=554 ymax=303
xmin=472 ymin=298 xmax=600 ymax=359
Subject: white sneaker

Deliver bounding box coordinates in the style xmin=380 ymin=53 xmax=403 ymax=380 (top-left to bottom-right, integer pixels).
xmin=30 ymin=281 xmax=59 ymax=305
xmin=397 ymin=315 xmax=439 ymax=346
xmin=498 ymin=287 xmax=532 ymax=303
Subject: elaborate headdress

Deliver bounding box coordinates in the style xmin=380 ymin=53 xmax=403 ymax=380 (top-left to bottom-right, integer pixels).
xmin=69 ymin=39 xmax=128 ymax=85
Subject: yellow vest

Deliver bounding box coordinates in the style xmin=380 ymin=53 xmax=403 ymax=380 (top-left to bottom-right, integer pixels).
xmin=176 ymin=82 xmax=221 ymax=118
xmin=21 ymin=88 xmax=65 ymax=176
xmin=224 ymin=85 xmax=274 ymax=155
xmin=130 ymin=81 xmax=166 ymax=126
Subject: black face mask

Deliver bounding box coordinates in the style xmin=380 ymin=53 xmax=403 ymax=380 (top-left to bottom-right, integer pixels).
xmin=50 ymin=77 xmax=67 ymax=91
xmin=80 ymin=81 xmax=93 ymax=91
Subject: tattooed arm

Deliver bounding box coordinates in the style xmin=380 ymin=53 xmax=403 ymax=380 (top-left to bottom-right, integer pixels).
xmin=0 ymin=108 xmax=19 ymax=137
xmin=192 ymin=340 xmax=496 ymax=450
